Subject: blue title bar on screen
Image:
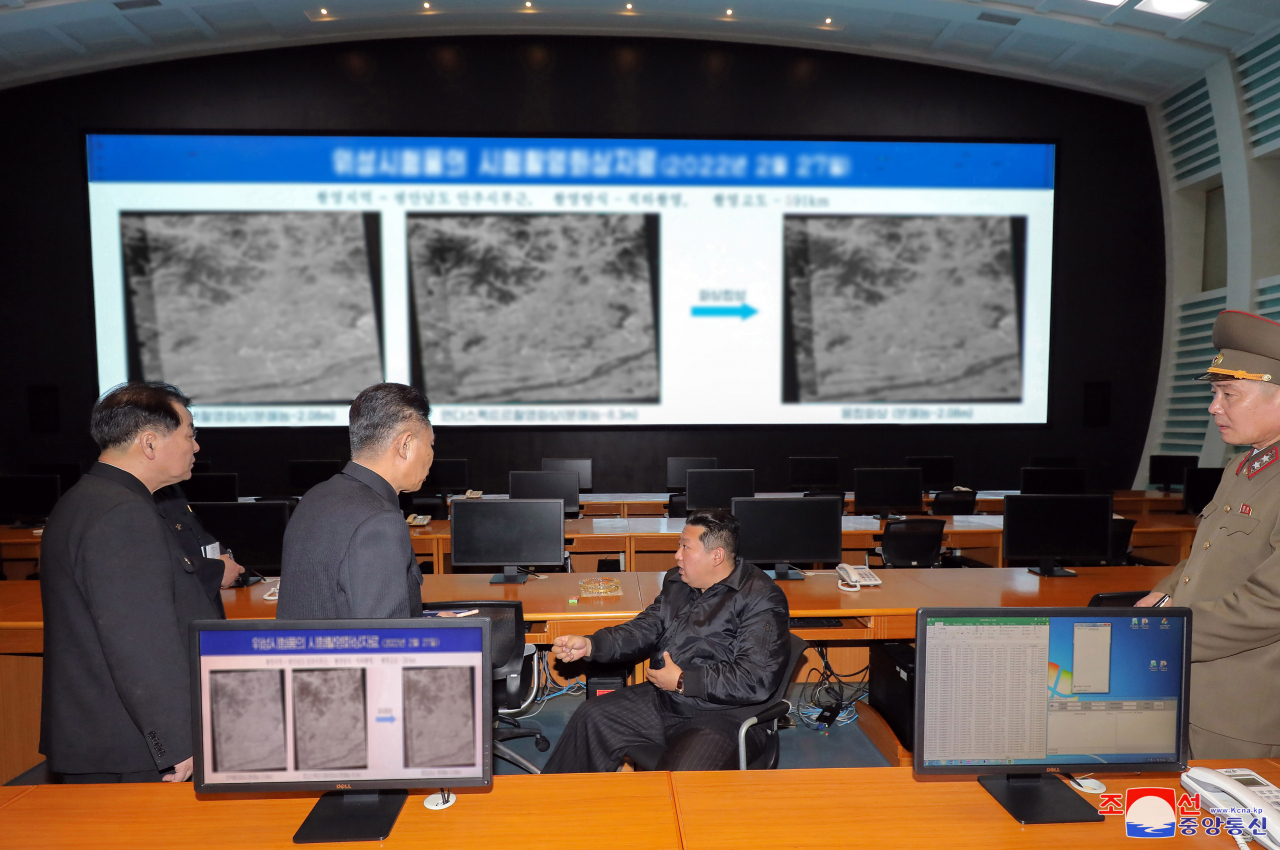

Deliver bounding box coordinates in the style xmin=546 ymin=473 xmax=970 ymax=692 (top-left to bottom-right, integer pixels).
xmin=199 ymin=627 xmax=483 ymax=656
xmin=87 ymin=135 xmax=1055 ymax=189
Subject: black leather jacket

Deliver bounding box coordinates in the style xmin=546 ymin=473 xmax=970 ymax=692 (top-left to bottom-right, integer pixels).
xmin=589 ymin=558 xmax=790 ymax=717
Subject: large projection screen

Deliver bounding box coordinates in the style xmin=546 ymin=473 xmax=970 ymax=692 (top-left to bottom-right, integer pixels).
xmin=86 ymin=135 xmax=1055 ymax=428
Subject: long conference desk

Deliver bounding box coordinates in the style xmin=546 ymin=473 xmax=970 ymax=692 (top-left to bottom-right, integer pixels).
xmin=0 ymin=566 xmax=1174 ymax=783
xmin=0 ymin=758 xmax=1274 ymax=850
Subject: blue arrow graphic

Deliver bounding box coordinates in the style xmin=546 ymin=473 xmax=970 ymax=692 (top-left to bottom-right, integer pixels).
xmin=691 ymin=303 xmax=758 ymax=320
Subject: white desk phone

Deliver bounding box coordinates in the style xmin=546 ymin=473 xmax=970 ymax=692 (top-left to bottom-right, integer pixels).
xmin=836 ymin=564 xmax=882 ymax=591
xmin=1181 ymin=767 xmax=1280 ymax=850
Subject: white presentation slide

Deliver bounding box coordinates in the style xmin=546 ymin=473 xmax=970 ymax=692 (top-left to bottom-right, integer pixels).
xmin=86 ymin=135 xmax=1056 ymax=428
xmin=1071 ymin=622 xmax=1112 ymax=694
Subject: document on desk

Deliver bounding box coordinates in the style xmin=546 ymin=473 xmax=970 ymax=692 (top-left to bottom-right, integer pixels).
xmin=923 ymin=619 xmax=1049 ymax=762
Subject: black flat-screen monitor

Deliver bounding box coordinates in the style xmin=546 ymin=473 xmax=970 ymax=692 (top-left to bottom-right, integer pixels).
xmin=181 ymin=473 xmax=238 ymax=503
xmin=1004 ymin=494 xmax=1112 ymax=577
xmin=914 ymin=606 xmax=1190 ymax=825
xmin=731 ymin=496 xmax=843 ymax=580
xmin=906 ymin=456 xmax=955 ymax=492
xmin=450 ymin=498 xmax=565 ymax=584
xmin=854 ymin=468 xmax=923 ymax=519
xmin=28 ymin=463 xmax=82 ymax=494
xmin=1029 ymin=456 xmax=1076 ymax=468
xmin=0 ymin=475 xmax=61 ymax=525
xmin=1182 ymin=467 xmax=1222 ymax=515
xmin=686 ymin=469 xmax=754 ymax=511
xmin=666 ymin=457 xmax=717 ymax=491
xmin=542 ymin=458 xmax=592 ymax=490
xmin=508 ymin=471 xmax=579 ymax=517
xmin=1148 ymin=455 xmax=1199 ymax=492
xmin=192 ymin=617 xmax=491 ymax=843
xmin=191 ymin=461 xmax=213 ymax=474
xmin=419 ymin=458 xmax=468 ymax=494
xmin=1021 ymin=467 xmax=1088 ymax=495
xmin=788 ymin=456 xmax=839 ymax=490
xmin=188 ymin=501 xmax=292 ymax=575
xmin=288 ymin=459 xmax=346 ymax=495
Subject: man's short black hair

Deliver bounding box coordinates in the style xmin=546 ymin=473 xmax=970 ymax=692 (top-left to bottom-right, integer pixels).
xmin=90 ymin=381 xmax=191 ymax=451
xmin=686 ymin=510 xmax=738 ymax=560
xmin=349 ymin=383 xmax=432 ymax=457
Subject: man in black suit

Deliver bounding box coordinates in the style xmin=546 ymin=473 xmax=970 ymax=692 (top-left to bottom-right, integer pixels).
xmin=154 ymin=486 xmax=245 ymax=617
xmin=277 ymin=383 xmax=433 ymax=620
xmin=40 ymin=382 xmax=218 ymax=782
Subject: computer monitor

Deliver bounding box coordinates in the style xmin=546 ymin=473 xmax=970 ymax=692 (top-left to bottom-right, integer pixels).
xmin=1182 ymin=467 xmax=1222 ymax=515
xmin=1020 ymin=467 xmax=1088 ymax=495
xmin=787 ymin=456 xmax=839 ymax=491
xmin=914 ymin=606 xmax=1190 ymax=825
xmin=731 ymin=496 xmax=842 ymax=581
xmin=542 ymin=458 xmax=592 ymax=490
xmin=905 ymin=456 xmax=955 ymax=492
xmin=0 ymin=475 xmax=61 ymax=526
xmin=188 ymin=501 xmax=292 ymax=576
xmin=288 ymin=459 xmax=346 ymax=496
xmin=686 ymin=469 xmax=754 ymax=511
xmin=181 ymin=473 xmax=238 ymax=503
xmin=28 ymin=462 xmax=82 ymax=494
xmin=666 ymin=457 xmax=718 ymax=492
xmin=192 ymin=617 xmax=491 ymax=843
xmin=1003 ymin=494 xmax=1112 ymax=577
xmin=508 ymin=471 xmax=579 ymax=518
xmin=420 ymin=459 xmax=469 ymax=494
xmin=450 ymin=499 xmax=565 ymax=584
xmin=1029 ymin=455 xmax=1077 ymax=468
xmin=191 ymin=461 xmax=213 ymax=474
xmin=853 ymin=468 xmax=923 ymax=519
xmin=1148 ymin=455 xmax=1199 ymax=492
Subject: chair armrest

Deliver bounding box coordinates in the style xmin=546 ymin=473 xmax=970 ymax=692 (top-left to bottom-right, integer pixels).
xmin=748 ymin=700 xmax=792 ymax=726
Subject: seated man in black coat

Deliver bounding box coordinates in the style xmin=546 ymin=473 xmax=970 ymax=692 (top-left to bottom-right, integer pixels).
xmin=277 ymin=383 xmax=433 ymax=620
xmin=543 ymin=510 xmax=790 ymax=773
xmin=40 ymin=381 xmax=219 ymax=783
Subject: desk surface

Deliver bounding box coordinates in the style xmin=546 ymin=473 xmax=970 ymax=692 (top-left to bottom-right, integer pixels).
xmin=0 ymin=772 xmax=681 ymax=850
xmin=672 ymin=759 xmax=1280 ymax=850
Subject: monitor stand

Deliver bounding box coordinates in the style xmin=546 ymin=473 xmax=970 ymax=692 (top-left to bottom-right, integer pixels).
xmin=293 ymin=789 xmax=408 ymax=843
xmin=977 ymin=774 xmax=1103 ymax=825
xmin=765 ymin=563 xmax=806 ymax=581
xmin=876 ymin=512 xmax=906 ymax=521
xmin=490 ymin=565 xmax=529 ymax=584
xmin=1026 ymin=559 xmax=1077 ymax=578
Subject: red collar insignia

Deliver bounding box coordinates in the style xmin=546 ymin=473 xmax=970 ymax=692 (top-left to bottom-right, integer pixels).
xmin=1244 ymin=447 xmax=1278 ymax=480
xmin=1241 ymin=504 xmax=1253 ymax=516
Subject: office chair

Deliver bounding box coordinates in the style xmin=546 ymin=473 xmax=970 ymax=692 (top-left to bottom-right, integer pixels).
xmin=666 ymin=494 xmax=687 ymax=518
xmin=1062 ymin=519 xmax=1159 ymax=567
xmin=929 ymin=490 xmax=976 ymax=516
xmin=873 ymin=519 xmax=947 ymax=567
xmin=624 ymin=633 xmax=808 ymax=771
xmin=422 ymin=600 xmax=547 ymax=774
xmin=1087 ymin=591 xmax=1152 ymax=607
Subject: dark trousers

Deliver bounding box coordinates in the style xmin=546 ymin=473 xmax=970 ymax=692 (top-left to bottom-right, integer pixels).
xmin=542 ymin=683 xmax=765 ymax=774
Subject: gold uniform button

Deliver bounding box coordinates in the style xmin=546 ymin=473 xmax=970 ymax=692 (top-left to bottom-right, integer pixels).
xmin=1203 ymin=541 xmax=1211 ymax=549
xmin=1183 ymin=576 xmax=1190 ymax=584
xmin=1225 ymin=505 xmax=1232 ymax=513
xmin=175 ymin=522 xmax=183 ymax=530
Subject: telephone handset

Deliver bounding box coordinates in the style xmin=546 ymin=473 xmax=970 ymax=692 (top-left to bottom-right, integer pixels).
xmin=1182 ymin=766 xmax=1280 ymax=850
xmin=836 ymin=563 xmax=882 ymax=591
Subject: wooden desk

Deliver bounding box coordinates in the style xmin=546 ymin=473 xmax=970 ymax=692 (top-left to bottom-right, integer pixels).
xmin=0 ymin=771 xmax=682 ymax=850
xmin=1114 ymin=489 xmax=1186 ymax=515
xmin=671 ymin=759 xmax=1280 ymax=850
xmin=0 ymin=527 xmax=41 ymax=580
xmin=0 ymin=582 xmax=43 ymax=789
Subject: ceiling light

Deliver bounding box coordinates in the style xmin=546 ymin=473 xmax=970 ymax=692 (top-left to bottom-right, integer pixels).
xmin=824 ymin=17 xmax=831 ymax=23
xmin=1134 ymin=0 xmax=1207 ymax=17
xmin=726 ymin=8 xmax=733 ymax=15
xmin=319 ymin=7 xmax=327 ymax=13
xmin=525 ymin=1 xmax=532 ymax=5
xmin=423 ymin=2 xmax=429 ymax=6
xmin=626 ymin=2 xmax=632 ymax=7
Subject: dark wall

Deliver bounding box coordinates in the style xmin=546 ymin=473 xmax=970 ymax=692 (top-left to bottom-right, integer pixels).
xmin=0 ymin=36 xmax=1165 ymax=495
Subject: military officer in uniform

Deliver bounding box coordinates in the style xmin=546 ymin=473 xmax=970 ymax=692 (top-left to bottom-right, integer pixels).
xmin=1137 ymin=310 xmax=1280 ymax=759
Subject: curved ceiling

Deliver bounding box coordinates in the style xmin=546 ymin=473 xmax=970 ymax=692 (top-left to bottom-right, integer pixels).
xmin=0 ymin=0 xmax=1276 ymax=102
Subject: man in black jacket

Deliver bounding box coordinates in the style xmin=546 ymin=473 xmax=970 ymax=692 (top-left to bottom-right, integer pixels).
xmin=542 ymin=510 xmax=790 ymax=773
xmin=277 ymin=383 xmax=433 ymax=620
xmin=40 ymin=382 xmax=218 ymax=782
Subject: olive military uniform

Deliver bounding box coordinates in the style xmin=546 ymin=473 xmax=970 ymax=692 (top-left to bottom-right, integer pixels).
xmin=1151 ymin=309 xmax=1280 ymax=758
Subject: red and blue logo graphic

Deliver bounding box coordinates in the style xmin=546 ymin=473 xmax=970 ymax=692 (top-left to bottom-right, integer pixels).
xmin=1126 ymin=788 xmax=1177 ymax=838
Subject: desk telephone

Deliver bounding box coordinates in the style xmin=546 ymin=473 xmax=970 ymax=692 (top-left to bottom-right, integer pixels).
xmin=836 ymin=564 xmax=881 ymax=591
xmin=1182 ymin=767 xmax=1280 ymax=850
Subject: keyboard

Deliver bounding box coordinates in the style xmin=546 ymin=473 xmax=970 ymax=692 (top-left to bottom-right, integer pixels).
xmin=789 ymin=617 xmax=844 ymax=629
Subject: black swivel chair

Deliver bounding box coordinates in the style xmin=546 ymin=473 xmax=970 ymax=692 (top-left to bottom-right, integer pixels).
xmin=929 ymin=490 xmax=977 ymax=516
xmin=624 ymin=633 xmax=808 ymax=771
xmin=1062 ymin=519 xmax=1160 ymax=568
xmin=422 ymin=600 xmax=548 ymax=774
xmin=873 ymin=519 xmax=947 ymax=567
